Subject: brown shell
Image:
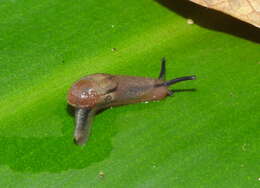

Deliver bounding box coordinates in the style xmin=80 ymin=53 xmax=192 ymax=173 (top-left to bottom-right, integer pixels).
xmin=67 ymin=74 xmax=117 ymax=108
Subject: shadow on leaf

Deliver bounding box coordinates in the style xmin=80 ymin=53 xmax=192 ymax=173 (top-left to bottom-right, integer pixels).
xmin=0 ymin=111 xmax=117 ymax=173
xmin=156 ymin=0 xmax=260 ymax=43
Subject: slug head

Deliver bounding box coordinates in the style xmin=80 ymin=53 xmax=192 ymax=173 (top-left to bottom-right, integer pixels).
xmin=67 ymin=74 xmax=117 ymax=109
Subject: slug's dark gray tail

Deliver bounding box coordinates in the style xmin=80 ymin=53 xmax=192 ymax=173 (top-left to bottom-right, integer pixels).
xmin=74 ymin=108 xmax=93 ymax=145
xmin=158 ymin=57 xmax=166 ymax=80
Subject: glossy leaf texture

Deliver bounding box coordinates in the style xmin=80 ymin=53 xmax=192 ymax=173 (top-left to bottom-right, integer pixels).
xmin=0 ymin=0 xmax=259 ymax=187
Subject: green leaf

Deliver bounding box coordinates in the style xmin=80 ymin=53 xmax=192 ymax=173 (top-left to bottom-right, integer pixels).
xmin=0 ymin=0 xmax=259 ymax=187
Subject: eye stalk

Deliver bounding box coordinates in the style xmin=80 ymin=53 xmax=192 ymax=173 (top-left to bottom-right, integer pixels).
xmin=164 ymin=75 xmax=196 ymax=86
xmin=155 ymin=75 xmax=196 ymax=87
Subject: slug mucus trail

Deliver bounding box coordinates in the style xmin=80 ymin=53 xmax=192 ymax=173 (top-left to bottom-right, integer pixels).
xmin=67 ymin=58 xmax=196 ymax=145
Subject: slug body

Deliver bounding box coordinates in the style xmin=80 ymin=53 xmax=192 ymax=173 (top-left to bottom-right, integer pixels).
xmin=68 ymin=58 xmax=196 ymax=145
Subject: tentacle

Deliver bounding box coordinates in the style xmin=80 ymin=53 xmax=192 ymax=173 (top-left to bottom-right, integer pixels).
xmin=158 ymin=57 xmax=166 ymax=80
xmin=164 ymin=75 xmax=196 ymax=86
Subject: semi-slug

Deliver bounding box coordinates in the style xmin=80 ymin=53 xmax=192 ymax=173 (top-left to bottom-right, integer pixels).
xmin=67 ymin=58 xmax=196 ymax=145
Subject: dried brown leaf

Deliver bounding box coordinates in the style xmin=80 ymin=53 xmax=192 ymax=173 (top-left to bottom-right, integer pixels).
xmin=189 ymin=0 xmax=260 ymax=28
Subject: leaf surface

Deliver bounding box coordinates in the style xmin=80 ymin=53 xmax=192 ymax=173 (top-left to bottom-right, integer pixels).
xmin=0 ymin=0 xmax=259 ymax=187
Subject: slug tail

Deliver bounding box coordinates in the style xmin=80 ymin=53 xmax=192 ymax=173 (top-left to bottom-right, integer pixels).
xmin=74 ymin=108 xmax=94 ymax=145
